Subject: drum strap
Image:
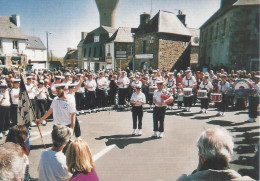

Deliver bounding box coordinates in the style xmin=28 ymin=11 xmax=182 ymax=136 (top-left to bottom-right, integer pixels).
xmin=203 ymin=82 xmax=208 ymax=89
xmin=186 ymin=77 xmax=191 ymax=86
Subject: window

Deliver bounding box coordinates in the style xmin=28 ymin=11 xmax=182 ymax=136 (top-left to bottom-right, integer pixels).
xmin=107 ymin=45 xmax=111 ymax=56
xmin=201 ymin=31 xmax=203 ymax=42
xmin=13 ymin=40 xmax=18 ymax=49
xmin=94 ymin=47 xmax=96 ymax=57
xmin=205 ymin=29 xmax=208 ymax=41
xmin=83 ymin=48 xmax=87 ymax=57
xmin=215 ymin=23 xmax=219 ymax=39
xmin=223 ymin=18 xmax=227 ymax=35
xmin=99 ymin=46 xmax=102 ymax=57
xmin=94 ymin=36 xmax=99 ymax=42
xmin=255 ymin=13 xmax=260 ymax=33
xmin=88 ymin=48 xmax=91 ymax=57
xmin=210 ymin=26 xmax=213 ymax=40
xmin=142 ymin=40 xmax=147 ymax=53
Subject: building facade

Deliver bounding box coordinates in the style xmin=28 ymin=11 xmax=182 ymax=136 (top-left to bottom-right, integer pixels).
xmin=63 ymin=48 xmax=78 ymax=70
xmin=133 ymin=10 xmax=192 ymax=71
xmin=199 ymin=0 xmax=260 ymax=72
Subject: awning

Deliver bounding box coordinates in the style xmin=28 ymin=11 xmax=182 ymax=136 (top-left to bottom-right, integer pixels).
xmin=0 ymin=56 xmax=6 ymax=60
xmin=11 ymin=56 xmax=21 ymax=60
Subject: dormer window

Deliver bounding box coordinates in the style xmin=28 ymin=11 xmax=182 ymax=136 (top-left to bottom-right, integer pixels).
xmin=94 ymin=36 xmax=99 ymax=42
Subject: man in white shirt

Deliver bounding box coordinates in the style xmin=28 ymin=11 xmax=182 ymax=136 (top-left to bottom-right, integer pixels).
xmin=35 ymin=84 xmax=76 ymax=132
xmin=148 ymin=72 xmax=159 ymax=109
xmin=130 ymin=85 xmax=146 ymax=136
xmin=117 ymin=71 xmax=130 ymax=109
xmin=217 ymin=74 xmax=229 ymax=116
xmin=247 ymin=75 xmax=260 ymax=122
xmin=10 ymin=78 xmax=20 ymax=125
xmin=36 ymin=80 xmax=49 ymax=126
xmin=84 ymin=73 xmax=97 ymax=113
xmin=25 ymin=76 xmax=37 ymax=127
xmin=74 ymin=74 xmax=85 ymax=114
xmin=38 ymin=124 xmax=72 ymax=181
xmin=0 ymin=83 xmax=11 ymax=138
xmin=96 ymin=71 xmax=108 ymax=111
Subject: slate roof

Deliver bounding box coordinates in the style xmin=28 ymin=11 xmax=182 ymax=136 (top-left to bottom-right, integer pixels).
xmin=108 ymin=27 xmax=133 ymax=43
xmin=136 ymin=10 xmax=191 ymax=37
xmin=0 ymin=16 xmax=27 ymax=39
xmin=26 ymin=35 xmax=46 ymax=50
xmin=64 ymin=49 xmax=78 ymax=60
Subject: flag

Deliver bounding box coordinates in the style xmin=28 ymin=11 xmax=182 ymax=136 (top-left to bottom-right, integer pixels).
xmin=17 ymin=76 xmax=36 ymax=125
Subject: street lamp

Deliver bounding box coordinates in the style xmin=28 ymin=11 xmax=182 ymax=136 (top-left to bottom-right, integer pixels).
xmin=46 ymin=31 xmax=52 ymax=68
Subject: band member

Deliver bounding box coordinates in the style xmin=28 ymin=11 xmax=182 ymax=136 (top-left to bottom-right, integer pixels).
xmin=131 ymin=75 xmax=142 ymax=90
xmin=130 ymin=85 xmax=146 ymax=136
xmin=0 ymin=83 xmax=11 ymax=139
xmin=165 ymin=72 xmax=176 ymax=110
xmin=36 ymin=80 xmax=48 ymax=125
xmin=10 ymin=78 xmax=20 ymax=125
xmin=84 ymin=74 xmax=97 ymax=113
xmin=198 ymin=74 xmax=213 ymax=113
xmin=108 ymin=74 xmax=118 ymax=107
xmin=117 ymin=71 xmax=129 ymax=110
xmin=96 ymin=71 xmax=108 ymax=111
xmin=217 ymin=74 xmax=229 ymax=116
xmin=148 ymin=72 xmax=159 ymax=109
xmin=25 ymin=76 xmax=37 ymax=127
xmin=74 ymin=74 xmax=85 ymax=114
xmin=152 ymin=80 xmax=171 ymax=138
xmin=247 ymin=75 xmax=260 ymax=122
xmin=182 ymin=70 xmax=196 ymax=112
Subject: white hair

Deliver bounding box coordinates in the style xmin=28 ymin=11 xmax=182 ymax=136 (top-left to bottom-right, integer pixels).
xmin=197 ymin=127 xmax=234 ymax=162
xmin=0 ymin=142 xmax=26 ymax=180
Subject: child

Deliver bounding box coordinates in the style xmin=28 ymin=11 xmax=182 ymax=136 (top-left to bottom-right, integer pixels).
xmin=176 ymin=88 xmax=184 ymax=109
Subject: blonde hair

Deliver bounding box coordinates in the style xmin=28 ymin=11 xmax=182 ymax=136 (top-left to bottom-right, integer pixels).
xmin=66 ymin=140 xmax=95 ymax=174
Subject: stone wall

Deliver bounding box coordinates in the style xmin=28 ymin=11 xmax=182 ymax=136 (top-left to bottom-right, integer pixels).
xmin=158 ymin=39 xmax=187 ymax=71
xmin=190 ymin=46 xmax=199 ymax=64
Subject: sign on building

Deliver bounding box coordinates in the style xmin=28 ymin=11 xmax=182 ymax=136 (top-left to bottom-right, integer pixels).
xmin=135 ymin=54 xmax=153 ymax=59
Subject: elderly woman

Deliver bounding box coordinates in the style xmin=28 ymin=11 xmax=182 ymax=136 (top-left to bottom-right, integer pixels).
xmin=177 ymin=127 xmax=253 ymax=181
xmin=66 ymin=139 xmax=99 ymax=181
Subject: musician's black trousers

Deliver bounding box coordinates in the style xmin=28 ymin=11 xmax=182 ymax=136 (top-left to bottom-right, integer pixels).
xmin=132 ymin=106 xmax=143 ymax=129
xmin=75 ymin=92 xmax=84 ymax=111
xmin=148 ymin=94 xmax=154 ymax=105
xmin=11 ymin=104 xmax=18 ymax=124
xmin=200 ymin=98 xmax=209 ymax=109
xmin=0 ymin=106 xmax=10 ymax=132
xmin=96 ymin=89 xmax=106 ymax=108
xmin=184 ymin=96 xmax=193 ymax=107
xmin=153 ymin=106 xmax=166 ymax=132
xmin=86 ymin=91 xmax=96 ymax=110
xmin=248 ymin=96 xmax=259 ymax=118
xmin=118 ymin=88 xmax=128 ymax=106
xmin=37 ymin=99 xmax=47 ymax=118
xmin=218 ymin=94 xmax=227 ymax=112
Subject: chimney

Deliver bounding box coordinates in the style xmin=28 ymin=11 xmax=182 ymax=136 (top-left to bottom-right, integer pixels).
xmin=81 ymin=32 xmax=87 ymax=40
xmin=139 ymin=13 xmax=150 ymax=28
xmin=67 ymin=47 xmax=72 ymax=52
xmin=95 ymin=0 xmax=120 ymax=28
xmin=177 ymin=10 xmax=186 ymax=27
xmin=11 ymin=14 xmax=21 ymax=27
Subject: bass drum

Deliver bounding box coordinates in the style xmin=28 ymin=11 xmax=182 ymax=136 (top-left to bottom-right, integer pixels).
xmin=233 ymin=79 xmax=254 ymax=97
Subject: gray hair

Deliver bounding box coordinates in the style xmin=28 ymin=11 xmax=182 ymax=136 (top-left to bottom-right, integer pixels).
xmin=52 ymin=125 xmax=72 ymax=147
xmin=197 ymin=127 xmax=234 ymax=162
xmin=0 ymin=142 xmax=26 ymax=180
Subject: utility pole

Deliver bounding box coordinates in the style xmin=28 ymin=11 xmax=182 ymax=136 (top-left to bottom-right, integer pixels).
xmin=46 ymin=31 xmax=51 ymax=68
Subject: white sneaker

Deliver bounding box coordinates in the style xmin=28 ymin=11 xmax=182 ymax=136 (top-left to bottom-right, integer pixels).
xmin=152 ymin=131 xmax=158 ymax=137
xmin=132 ymin=129 xmax=136 ymax=135
xmin=75 ymin=137 xmax=82 ymax=140
xmin=30 ymin=121 xmax=37 ymax=127
xmin=80 ymin=110 xmax=84 ymax=114
xmin=0 ymin=132 xmax=3 ymax=139
xmin=199 ymin=109 xmax=203 ymax=113
xmin=246 ymin=118 xmax=255 ymax=123
xmin=138 ymin=129 xmax=142 ymax=136
xmin=187 ymin=107 xmax=191 ymax=112
xmin=41 ymin=120 xmax=47 ymax=126
xmin=216 ymin=112 xmax=221 ymax=116
xmin=159 ymin=132 xmax=164 ymax=138
xmin=88 ymin=109 xmax=92 ymax=113
xmin=205 ymin=109 xmax=208 ymax=114
xmin=221 ymin=112 xmax=225 ymax=116
xmin=93 ymin=109 xmax=97 ymax=112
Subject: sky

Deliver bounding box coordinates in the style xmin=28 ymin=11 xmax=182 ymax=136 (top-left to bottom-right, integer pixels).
xmin=0 ymin=0 xmax=221 ymax=57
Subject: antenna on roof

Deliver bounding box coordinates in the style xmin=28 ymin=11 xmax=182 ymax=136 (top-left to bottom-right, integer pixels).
xmin=150 ymin=0 xmax=153 ymax=16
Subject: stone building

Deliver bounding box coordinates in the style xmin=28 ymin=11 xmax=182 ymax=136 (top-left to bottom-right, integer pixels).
xmin=199 ymin=0 xmax=260 ymax=72
xmin=63 ymin=48 xmax=78 ymax=70
xmin=81 ymin=26 xmax=117 ymax=71
xmin=133 ymin=10 xmax=192 ymax=71
xmin=105 ymin=27 xmax=134 ymax=70
xmin=188 ymin=28 xmax=200 ymax=69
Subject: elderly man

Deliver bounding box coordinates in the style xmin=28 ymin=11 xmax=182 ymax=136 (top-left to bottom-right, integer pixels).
xmin=177 ymin=127 xmax=253 ymax=181
xmin=38 ymin=125 xmax=72 ymax=181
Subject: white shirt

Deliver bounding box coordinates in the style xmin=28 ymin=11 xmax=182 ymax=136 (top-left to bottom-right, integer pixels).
xmin=131 ymin=80 xmax=142 ymax=88
xmin=182 ymin=76 xmax=196 ymax=88
xmin=36 ymin=87 xmax=48 ymax=100
xmin=10 ymin=87 xmax=20 ymax=105
xmin=74 ymin=80 xmax=85 ymax=93
xmin=153 ymin=89 xmax=167 ymax=106
xmin=50 ymin=97 xmax=76 ymax=125
xmin=166 ymin=78 xmax=175 ymax=87
xmin=130 ymin=91 xmax=146 ymax=106
xmin=149 ymin=77 xmax=159 ymax=87
xmin=0 ymin=90 xmax=11 ymax=106
xmin=85 ymin=79 xmax=97 ymax=91
xmin=25 ymin=83 xmax=36 ymax=99
xmin=117 ymin=76 xmax=130 ymax=88
xmin=97 ymin=77 xmax=108 ymax=89
xmin=199 ymin=81 xmax=213 ymax=92
xmin=253 ymin=82 xmax=260 ymax=97
xmin=218 ymin=81 xmax=229 ymax=93
xmin=38 ymin=149 xmax=70 ymax=181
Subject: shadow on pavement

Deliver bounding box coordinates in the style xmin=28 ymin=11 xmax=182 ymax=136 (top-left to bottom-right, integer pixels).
xmin=206 ymin=120 xmax=234 ymax=127
xmin=95 ymin=134 xmax=156 ymax=149
xmin=191 ymin=115 xmax=218 ymax=120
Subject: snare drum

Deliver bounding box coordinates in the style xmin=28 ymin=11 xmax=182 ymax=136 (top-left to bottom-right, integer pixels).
xmin=149 ymin=87 xmax=157 ymax=94
xmin=211 ymin=93 xmax=222 ymax=102
xmin=197 ymin=90 xmax=207 ymax=98
xmin=183 ymin=88 xmax=193 ymax=97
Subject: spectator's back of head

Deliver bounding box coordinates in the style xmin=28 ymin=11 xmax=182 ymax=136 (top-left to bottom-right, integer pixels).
xmin=0 ymin=142 xmax=26 ymax=180
xmin=52 ymin=125 xmax=72 ymax=148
